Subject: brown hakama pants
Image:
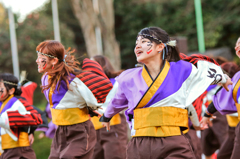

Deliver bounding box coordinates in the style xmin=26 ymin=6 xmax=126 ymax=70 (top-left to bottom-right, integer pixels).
xmin=186 ymin=129 xmax=202 ymax=159
xmin=217 ymin=126 xmax=235 ymax=159
xmin=48 ymin=120 xmax=96 ymax=159
xmin=92 ymin=114 xmax=128 ymax=159
xmin=229 ymin=123 xmax=240 ymax=159
xmin=0 ymin=146 xmax=36 ymax=159
xmin=201 ymin=111 xmax=228 ymax=156
xmin=126 ymin=134 xmax=196 ymax=159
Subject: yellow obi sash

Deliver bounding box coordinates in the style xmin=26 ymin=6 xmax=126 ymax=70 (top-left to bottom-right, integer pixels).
xmin=226 ymin=115 xmax=239 ymax=127
xmin=51 ymin=107 xmax=90 ymax=125
xmin=236 ymin=104 xmax=240 ymax=120
xmin=2 ymin=132 xmax=29 ymax=150
xmin=91 ymin=113 xmax=121 ymax=130
xmin=133 ymin=106 xmax=189 ymax=137
xmin=233 ymin=79 xmax=240 ymax=120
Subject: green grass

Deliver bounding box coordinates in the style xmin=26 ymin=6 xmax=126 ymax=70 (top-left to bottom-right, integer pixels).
xmin=32 ymin=102 xmax=52 ymax=158
xmin=32 ymin=131 xmax=52 ymax=159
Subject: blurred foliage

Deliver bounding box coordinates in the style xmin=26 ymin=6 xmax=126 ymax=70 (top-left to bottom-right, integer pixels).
xmin=31 ymin=103 xmax=52 ymax=158
xmin=0 ymin=3 xmax=76 ymax=105
xmin=42 ymin=0 xmax=87 ymax=56
xmin=114 ymin=0 xmax=240 ymax=69
xmin=32 ymin=130 xmax=52 ymax=158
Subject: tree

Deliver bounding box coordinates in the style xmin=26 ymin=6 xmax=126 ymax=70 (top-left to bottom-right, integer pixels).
xmin=70 ymin=0 xmax=121 ymax=70
xmin=0 ymin=2 xmax=77 ymax=104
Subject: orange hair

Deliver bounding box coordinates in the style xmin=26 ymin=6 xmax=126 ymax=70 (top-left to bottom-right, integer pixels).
xmin=36 ymin=40 xmax=81 ymax=93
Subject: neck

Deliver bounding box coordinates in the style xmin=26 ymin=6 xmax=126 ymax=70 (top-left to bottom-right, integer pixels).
xmin=145 ymin=59 xmax=164 ymax=80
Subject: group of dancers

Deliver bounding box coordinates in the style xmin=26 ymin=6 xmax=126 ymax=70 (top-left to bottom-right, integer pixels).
xmin=0 ymin=26 xmax=239 ymax=159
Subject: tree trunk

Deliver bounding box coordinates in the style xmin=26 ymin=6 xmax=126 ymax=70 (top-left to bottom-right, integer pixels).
xmin=71 ymin=0 xmax=100 ymax=58
xmin=70 ymin=0 xmax=121 ymax=70
xmin=98 ymin=0 xmax=120 ymax=70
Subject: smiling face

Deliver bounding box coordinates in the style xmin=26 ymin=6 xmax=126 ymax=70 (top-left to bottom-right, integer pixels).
xmin=36 ymin=53 xmax=53 ymax=73
xmin=134 ymin=36 xmax=163 ymax=64
xmin=0 ymin=82 xmax=9 ymax=102
xmin=235 ymin=38 xmax=240 ymax=58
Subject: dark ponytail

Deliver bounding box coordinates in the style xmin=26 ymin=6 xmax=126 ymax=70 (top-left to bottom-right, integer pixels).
xmin=0 ymin=73 xmax=22 ymax=96
xmin=92 ymin=55 xmax=123 ymax=78
xmin=137 ymin=27 xmax=180 ymax=62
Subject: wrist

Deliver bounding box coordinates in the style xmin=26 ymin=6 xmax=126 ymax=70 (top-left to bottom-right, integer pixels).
xmin=204 ymin=110 xmax=212 ymax=117
xmin=99 ymin=114 xmax=112 ymax=122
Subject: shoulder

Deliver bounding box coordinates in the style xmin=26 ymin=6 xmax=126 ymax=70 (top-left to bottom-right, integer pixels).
xmin=41 ymin=73 xmax=49 ymax=86
xmin=233 ymin=71 xmax=240 ymax=80
xmin=15 ymin=96 xmax=30 ymax=106
xmin=115 ymin=67 xmax=142 ymax=84
xmin=169 ymin=60 xmax=193 ymax=74
xmin=118 ymin=67 xmax=142 ymax=78
xmin=170 ymin=60 xmax=192 ymax=68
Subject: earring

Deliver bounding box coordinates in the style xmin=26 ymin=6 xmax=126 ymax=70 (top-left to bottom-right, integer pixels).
xmin=52 ymin=64 xmax=54 ymax=69
xmin=158 ymin=51 xmax=161 ymax=54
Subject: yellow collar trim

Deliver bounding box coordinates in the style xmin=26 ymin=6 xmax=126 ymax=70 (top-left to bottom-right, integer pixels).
xmin=136 ymin=61 xmax=170 ymax=109
xmin=233 ymin=79 xmax=240 ymax=103
xmin=0 ymin=95 xmax=14 ymax=114
xmin=142 ymin=66 xmax=153 ymax=87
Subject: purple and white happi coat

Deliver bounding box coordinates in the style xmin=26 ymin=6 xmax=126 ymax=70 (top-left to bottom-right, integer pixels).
xmin=103 ymin=60 xmax=227 ymax=130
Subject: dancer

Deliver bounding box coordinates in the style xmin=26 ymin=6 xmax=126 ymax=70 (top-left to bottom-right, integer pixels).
xmin=36 ymin=40 xmax=113 ymax=159
xmin=201 ymin=84 xmax=228 ymax=159
xmin=201 ymin=38 xmax=240 ymax=159
xmin=91 ymin=55 xmax=128 ymax=159
xmin=100 ymin=27 xmax=231 ymax=159
xmin=19 ymin=71 xmax=49 ymax=136
xmin=0 ymin=73 xmax=42 ymax=159
xmin=216 ymin=62 xmax=240 ymax=159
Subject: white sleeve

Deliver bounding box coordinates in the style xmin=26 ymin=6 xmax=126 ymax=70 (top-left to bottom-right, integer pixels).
xmin=74 ymin=78 xmax=103 ymax=109
xmin=188 ymin=104 xmax=200 ymax=127
xmin=184 ymin=61 xmax=226 ymax=106
xmin=0 ymin=112 xmax=18 ymax=141
xmin=0 ymin=113 xmax=9 ymax=130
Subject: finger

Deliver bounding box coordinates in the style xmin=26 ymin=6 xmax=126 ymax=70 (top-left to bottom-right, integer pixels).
xmin=211 ymin=116 xmax=216 ymax=119
xmin=223 ymin=85 xmax=229 ymax=92
xmin=107 ymin=124 xmax=110 ymax=131
xmin=208 ymin=121 xmax=213 ymax=127
xmin=30 ymin=139 xmax=34 ymax=145
xmin=105 ymin=123 xmax=110 ymax=132
xmin=200 ymin=123 xmax=208 ymax=129
xmin=102 ymin=122 xmax=110 ymax=131
xmin=200 ymin=125 xmax=208 ymax=130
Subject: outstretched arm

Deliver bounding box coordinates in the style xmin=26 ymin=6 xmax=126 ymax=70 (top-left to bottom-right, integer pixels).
xmin=6 ymin=97 xmax=42 ymax=128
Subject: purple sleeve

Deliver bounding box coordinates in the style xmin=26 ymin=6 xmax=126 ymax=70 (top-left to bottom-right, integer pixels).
xmin=212 ymin=86 xmax=237 ymax=115
xmin=104 ymin=80 xmax=128 ymax=118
